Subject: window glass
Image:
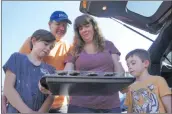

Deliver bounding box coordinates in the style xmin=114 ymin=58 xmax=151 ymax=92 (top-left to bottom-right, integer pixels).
xmin=126 ymin=1 xmax=163 ymax=17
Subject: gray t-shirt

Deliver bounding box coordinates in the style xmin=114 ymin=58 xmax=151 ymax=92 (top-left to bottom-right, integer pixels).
xmin=3 ymin=52 xmax=56 ymax=113
xmin=66 ymin=40 xmax=121 ymax=109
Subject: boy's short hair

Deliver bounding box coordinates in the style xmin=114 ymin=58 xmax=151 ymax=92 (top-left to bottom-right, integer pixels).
xmin=30 ymin=29 xmax=56 ymax=50
xmin=125 ymin=49 xmax=151 ymax=63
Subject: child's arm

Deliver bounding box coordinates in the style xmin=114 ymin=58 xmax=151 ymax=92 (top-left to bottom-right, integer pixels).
xmin=157 ymin=76 xmax=172 ymax=113
xmin=162 ymin=95 xmax=172 ymax=113
xmin=124 ymin=88 xmax=133 ymax=113
xmin=38 ymin=95 xmax=55 ymax=112
xmin=1 ymin=94 xmax=8 ymax=114
xmin=4 ymin=70 xmax=33 ymax=113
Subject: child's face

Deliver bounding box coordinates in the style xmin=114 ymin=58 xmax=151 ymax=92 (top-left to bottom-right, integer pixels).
xmin=33 ymin=40 xmax=55 ymax=57
xmin=126 ymin=55 xmax=148 ymax=77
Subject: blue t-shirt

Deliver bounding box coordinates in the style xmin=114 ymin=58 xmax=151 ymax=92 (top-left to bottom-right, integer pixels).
xmin=3 ymin=52 xmax=56 ymax=113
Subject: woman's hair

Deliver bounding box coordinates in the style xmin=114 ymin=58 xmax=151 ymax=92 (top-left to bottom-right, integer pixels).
xmin=72 ymin=14 xmax=105 ymax=56
xmin=30 ymin=29 xmax=56 ymax=50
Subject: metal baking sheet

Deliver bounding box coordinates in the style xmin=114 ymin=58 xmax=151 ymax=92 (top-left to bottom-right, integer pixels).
xmin=40 ymin=71 xmax=135 ymax=96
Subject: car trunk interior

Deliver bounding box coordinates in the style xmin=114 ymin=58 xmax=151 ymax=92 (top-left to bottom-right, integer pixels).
xmin=148 ymin=20 xmax=172 ymax=87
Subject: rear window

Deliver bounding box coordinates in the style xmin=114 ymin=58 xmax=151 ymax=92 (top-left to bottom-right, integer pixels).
xmin=126 ymin=1 xmax=163 ymax=17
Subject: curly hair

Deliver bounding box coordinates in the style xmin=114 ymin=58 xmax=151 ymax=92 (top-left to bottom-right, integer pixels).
xmin=72 ymin=14 xmax=105 ymax=56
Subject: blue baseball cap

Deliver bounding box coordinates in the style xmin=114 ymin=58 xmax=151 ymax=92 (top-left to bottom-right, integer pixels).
xmin=50 ymin=11 xmax=72 ymax=24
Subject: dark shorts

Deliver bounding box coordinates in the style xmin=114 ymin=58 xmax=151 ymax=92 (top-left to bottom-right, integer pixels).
xmin=68 ymin=105 xmax=121 ymax=113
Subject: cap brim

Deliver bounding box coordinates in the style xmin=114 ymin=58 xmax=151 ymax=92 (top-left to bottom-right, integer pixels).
xmin=55 ymin=18 xmax=72 ymax=24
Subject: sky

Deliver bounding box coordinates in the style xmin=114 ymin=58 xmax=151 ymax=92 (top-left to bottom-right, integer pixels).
xmin=1 ymin=1 xmax=158 ymax=92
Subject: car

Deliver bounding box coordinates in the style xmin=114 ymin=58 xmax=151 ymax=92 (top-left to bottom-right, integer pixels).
xmin=79 ymin=1 xmax=172 ymax=112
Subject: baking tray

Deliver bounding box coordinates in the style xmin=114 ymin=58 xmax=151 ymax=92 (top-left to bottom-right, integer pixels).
xmin=40 ymin=71 xmax=135 ymax=96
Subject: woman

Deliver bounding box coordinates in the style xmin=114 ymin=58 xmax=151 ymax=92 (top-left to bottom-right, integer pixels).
xmin=64 ymin=14 xmax=125 ymax=113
